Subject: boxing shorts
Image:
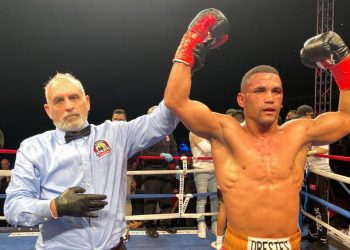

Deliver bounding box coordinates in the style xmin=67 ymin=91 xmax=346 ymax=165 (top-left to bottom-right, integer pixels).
xmin=224 ymin=226 xmax=301 ymax=250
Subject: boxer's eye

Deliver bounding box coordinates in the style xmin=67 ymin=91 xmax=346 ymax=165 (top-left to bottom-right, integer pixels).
xmin=272 ymin=88 xmax=283 ymax=94
xmin=254 ymin=87 xmax=265 ymax=93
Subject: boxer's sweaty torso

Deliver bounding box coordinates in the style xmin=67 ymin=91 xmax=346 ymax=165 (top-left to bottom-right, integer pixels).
xmin=211 ymin=115 xmax=307 ymax=238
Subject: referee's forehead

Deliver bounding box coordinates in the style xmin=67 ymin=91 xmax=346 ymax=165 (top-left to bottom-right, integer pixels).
xmin=48 ymin=80 xmax=84 ymax=99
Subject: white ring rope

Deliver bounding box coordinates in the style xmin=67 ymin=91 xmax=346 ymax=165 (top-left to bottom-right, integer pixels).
xmin=301 ymin=208 xmax=350 ymax=242
xmin=126 ymin=167 xmax=214 ymax=176
xmin=0 ymin=170 xmax=11 ymax=177
xmin=310 ymin=169 xmax=350 ymax=195
xmin=309 ymin=168 xmax=350 ymax=185
xmin=126 ymin=212 xmax=218 ymax=221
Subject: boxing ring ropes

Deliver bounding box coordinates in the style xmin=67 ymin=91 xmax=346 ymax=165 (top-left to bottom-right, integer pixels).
xmin=0 ymin=150 xmax=218 ymax=224
xmin=0 ymin=149 xmax=350 ymax=246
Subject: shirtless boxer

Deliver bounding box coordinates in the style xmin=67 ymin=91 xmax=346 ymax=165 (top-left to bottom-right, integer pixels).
xmin=164 ymin=8 xmax=350 ymax=250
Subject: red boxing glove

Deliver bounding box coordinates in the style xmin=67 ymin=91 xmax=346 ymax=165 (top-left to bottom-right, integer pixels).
xmin=330 ymin=54 xmax=350 ymax=91
xmin=174 ymin=8 xmax=229 ymax=68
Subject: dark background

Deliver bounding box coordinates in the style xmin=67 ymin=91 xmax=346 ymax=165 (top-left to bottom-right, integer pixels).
xmin=0 ymin=0 xmax=350 ymax=149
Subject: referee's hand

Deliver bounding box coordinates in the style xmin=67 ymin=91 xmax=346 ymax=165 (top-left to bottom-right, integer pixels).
xmin=53 ymin=186 xmax=108 ymax=218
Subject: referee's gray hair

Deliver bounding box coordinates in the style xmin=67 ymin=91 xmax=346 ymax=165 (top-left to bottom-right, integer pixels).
xmin=44 ymin=73 xmax=86 ymax=102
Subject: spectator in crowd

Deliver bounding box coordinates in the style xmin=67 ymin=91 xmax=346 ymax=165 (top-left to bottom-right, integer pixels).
xmin=285 ymin=109 xmax=297 ymax=122
xmin=0 ymin=129 xmax=4 ymax=148
xmin=226 ymin=108 xmax=245 ymax=123
xmin=111 ymin=108 xmax=144 ymax=230
xmin=211 ymin=187 xmax=225 ymax=250
xmin=294 ymin=105 xmax=330 ymax=246
xmin=303 ymin=145 xmax=330 ymax=246
xmin=225 ymin=108 xmax=236 ymax=116
xmin=0 ymin=158 xmax=11 ymax=226
xmin=112 ymin=109 xmax=127 ymax=122
xmin=231 ymin=109 xmax=245 ymax=123
xmin=189 ymin=132 xmax=218 ymax=238
xmin=295 ymin=105 xmax=314 ymax=119
xmin=142 ymin=106 xmax=178 ymax=238
xmin=172 ymin=142 xmax=197 ymax=227
xmin=111 ymin=108 xmax=137 ymax=241
xmin=129 ymin=160 xmax=144 ymax=229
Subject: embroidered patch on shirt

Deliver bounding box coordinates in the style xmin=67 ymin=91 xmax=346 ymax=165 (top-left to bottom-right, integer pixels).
xmin=93 ymin=140 xmax=111 ymax=158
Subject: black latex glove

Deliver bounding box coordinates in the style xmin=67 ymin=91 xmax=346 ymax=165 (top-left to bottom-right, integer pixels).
xmin=192 ymin=43 xmax=209 ymax=74
xmin=54 ymin=186 xmax=108 ymax=218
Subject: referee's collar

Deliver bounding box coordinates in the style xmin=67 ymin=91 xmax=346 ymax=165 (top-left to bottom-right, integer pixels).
xmin=55 ymin=122 xmax=90 ymax=144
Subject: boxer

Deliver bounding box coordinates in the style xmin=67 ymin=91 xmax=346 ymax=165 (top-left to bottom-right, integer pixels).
xmin=164 ymin=8 xmax=350 ymax=250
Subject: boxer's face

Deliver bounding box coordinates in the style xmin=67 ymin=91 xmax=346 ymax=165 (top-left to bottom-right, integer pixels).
xmin=44 ymin=79 xmax=90 ymax=131
xmin=238 ymin=73 xmax=283 ymax=127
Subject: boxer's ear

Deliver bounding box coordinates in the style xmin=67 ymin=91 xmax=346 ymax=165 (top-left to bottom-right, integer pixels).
xmin=237 ymin=93 xmax=244 ymax=108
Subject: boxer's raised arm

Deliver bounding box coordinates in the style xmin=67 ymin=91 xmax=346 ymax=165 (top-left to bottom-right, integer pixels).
xmin=164 ymin=9 xmax=229 ymax=141
xmin=301 ymin=32 xmax=350 ymax=144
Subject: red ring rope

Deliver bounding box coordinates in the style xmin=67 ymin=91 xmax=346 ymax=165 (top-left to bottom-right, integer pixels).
xmin=0 ymin=148 xmax=349 ymax=162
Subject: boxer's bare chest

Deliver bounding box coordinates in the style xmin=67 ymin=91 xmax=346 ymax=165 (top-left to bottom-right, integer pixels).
xmin=213 ymin=130 xmax=301 ymax=188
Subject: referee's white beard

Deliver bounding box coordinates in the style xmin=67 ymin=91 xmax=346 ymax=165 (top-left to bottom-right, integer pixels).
xmin=54 ymin=115 xmax=87 ymax=132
